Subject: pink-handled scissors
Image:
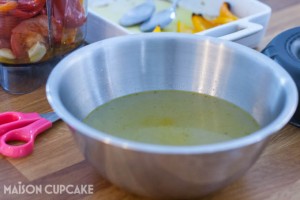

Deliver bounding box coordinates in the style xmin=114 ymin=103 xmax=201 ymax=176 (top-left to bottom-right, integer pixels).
xmin=0 ymin=112 xmax=60 ymax=158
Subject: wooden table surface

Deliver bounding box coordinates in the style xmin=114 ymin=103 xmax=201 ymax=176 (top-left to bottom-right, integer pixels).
xmin=1 ymin=1 xmax=300 ymax=199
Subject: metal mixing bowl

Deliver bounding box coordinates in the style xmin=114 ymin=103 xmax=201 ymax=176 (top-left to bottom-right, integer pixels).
xmin=46 ymin=33 xmax=298 ymax=199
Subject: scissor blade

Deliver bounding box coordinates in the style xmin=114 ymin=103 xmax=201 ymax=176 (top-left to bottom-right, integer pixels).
xmin=39 ymin=112 xmax=60 ymax=123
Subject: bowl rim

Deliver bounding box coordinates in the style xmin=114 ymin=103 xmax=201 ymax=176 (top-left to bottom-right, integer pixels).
xmin=46 ymin=33 xmax=298 ymax=154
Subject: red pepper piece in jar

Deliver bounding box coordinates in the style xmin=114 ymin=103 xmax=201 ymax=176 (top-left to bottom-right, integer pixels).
xmin=53 ymin=0 xmax=86 ymax=28
xmin=10 ymin=15 xmax=62 ymax=58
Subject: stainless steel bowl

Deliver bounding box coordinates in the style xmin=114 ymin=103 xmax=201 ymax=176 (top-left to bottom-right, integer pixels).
xmin=46 ymin=33 xmax=298 ymax=199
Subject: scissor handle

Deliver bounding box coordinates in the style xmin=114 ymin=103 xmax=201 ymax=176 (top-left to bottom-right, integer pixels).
xmin=0 ymin=112 xmax=41 ymax=136
xmin=0 ymin=118 xmax=52 ymax=158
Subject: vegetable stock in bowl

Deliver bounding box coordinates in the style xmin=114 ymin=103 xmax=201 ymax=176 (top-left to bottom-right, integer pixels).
xmin=84 ymin=90 xmax=260 ymax=146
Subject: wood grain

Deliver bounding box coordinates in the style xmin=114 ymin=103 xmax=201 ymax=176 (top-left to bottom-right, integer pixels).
xmin=0 ymin=1 xmax=300 ymax=199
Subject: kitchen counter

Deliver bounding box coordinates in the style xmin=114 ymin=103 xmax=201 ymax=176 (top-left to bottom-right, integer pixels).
xmin=1 ymin=0 xmax=300 ymax=199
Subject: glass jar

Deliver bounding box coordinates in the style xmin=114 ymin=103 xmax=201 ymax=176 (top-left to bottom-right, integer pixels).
xmin=0 ymin=0 xmax=87 ymax=64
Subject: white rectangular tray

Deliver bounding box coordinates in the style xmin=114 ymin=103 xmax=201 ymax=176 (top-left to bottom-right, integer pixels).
xmin=86 ymin=0 xmax=271 ymax=48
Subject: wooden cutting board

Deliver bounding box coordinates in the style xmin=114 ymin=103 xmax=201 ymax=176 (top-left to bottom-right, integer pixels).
xmin=1 ymin=0 xmax=300 ymax=199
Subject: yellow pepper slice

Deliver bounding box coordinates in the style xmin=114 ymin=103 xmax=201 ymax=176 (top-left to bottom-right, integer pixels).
xmin=210 ymin=3 xmax=238 ymax=25
xmin=153 ymin=26 xmax=162 ymax=32
xmin=177 ymin=21 xmax=194 ymax=33
xmin=192 ymin=14 xmax=215 ymax=32
xmin=190 ymin=3 xmax=238 ymax=33
xmin=220 ymin=2 xmax=238 ymax=20
xmin=192 ymin=15 xmax=205 ymax=32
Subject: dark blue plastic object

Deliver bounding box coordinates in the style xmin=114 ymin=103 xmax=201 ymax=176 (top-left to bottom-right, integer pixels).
xmin=262 ymin=27 xmax=300 ymax=127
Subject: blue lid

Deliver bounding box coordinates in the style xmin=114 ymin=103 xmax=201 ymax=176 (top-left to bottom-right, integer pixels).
xmin=262 ymin=27 xmax=300 ymax=127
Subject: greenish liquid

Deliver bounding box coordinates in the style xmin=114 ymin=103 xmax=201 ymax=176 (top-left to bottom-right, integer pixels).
xmin=84 ymin=90 xmax=260 ymax=146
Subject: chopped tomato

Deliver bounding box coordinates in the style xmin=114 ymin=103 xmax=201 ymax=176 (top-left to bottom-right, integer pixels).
xmin=10 ymin=8 xmax=42 ymax=19
xmin=0 ymin=38 xmax=10 ymax=48
xmin=53 ymin=0 xmax=86 ymax=28
xmin=17 ymin=0 xmax=46 ymax=12
xmin=0 ymin=15 xmax=19 ymax=38
xmin=10 ymin=0 xmax=45 ymax=19
xmin=10 ymin=15 xmax=62 ymax=58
